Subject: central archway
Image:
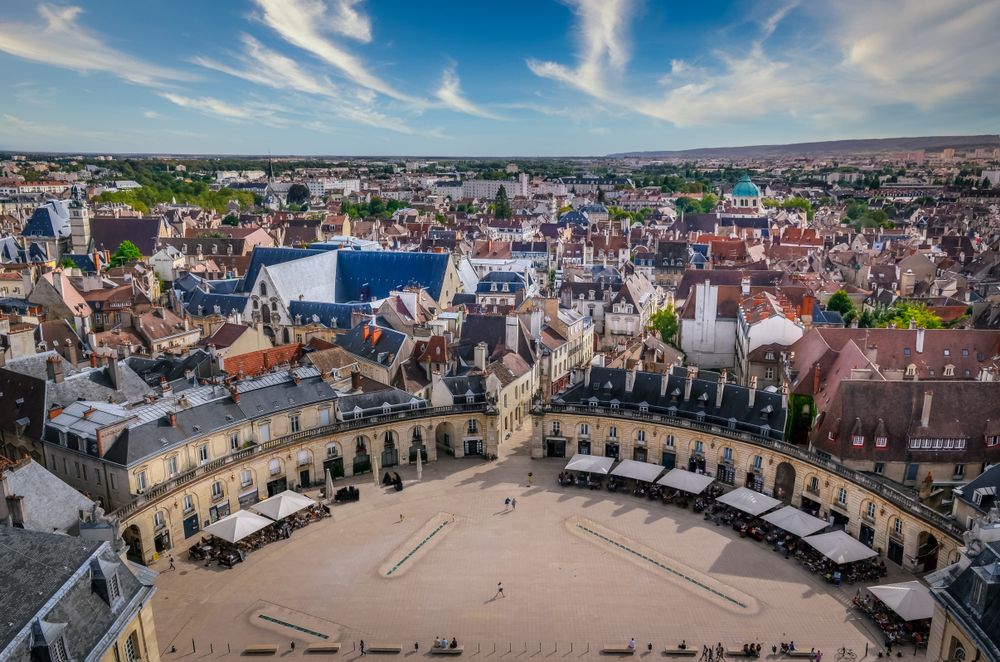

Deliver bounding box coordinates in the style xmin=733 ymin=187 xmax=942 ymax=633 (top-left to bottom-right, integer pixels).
xmin=774 ymin=462 xmax=796 ymax=503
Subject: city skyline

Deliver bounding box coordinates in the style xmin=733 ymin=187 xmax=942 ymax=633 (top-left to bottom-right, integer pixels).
xmin=1 ymin=0 xmax=998 ymax=156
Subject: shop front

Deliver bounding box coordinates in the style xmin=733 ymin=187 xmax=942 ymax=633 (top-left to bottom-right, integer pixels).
xmin=578 ymin=440 xmax=592 ymax=455
xmin=266 ymin=477 xmax=288 ymax=497
xmin=183 ymin=513 xmax=200 ymax=539
xmin=661 ymin=451 xmax=675 ymax=469
xmin=545 ymin=436 xmax=567 ymax=458
xmin=604 ymin=442 xmax=620 ymax=460
xmin=208 ymin=500 xmax=231 ymax=523
xmin=859 ymin=522 xmax=876 ymax=548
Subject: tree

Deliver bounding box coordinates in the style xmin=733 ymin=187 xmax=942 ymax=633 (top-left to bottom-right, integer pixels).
xmin=878 ymin=302 xmax=943 ymax=330
xmin=59 ymin=257 xmax=76 ymax=269
xmin=494 ymin=185 xmax=512 ymax=219
xmin=649 ymin=305 xmax=679 ymax=346
xmin=110 ymin=240 xmax=142 ymax=267
xmin=826 ymin=290 xmax=857 ymax=325
xmin=222 ymin=213 xmax=239 ymax=226
xmin=286 ymin=184 xmax=310 ymax=206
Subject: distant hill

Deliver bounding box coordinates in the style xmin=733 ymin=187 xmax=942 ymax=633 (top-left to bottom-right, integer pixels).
xmin=609 ymin=135 xmax=1000 ymax=159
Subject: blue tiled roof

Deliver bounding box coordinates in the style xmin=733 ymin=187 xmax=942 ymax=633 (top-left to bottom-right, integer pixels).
xmin=558 ymin=210 xmax=589 ymax=226
xmin=21 ymin=201 xmax=70 ymax=238
xmin=184 ymin=288 xmax=248 ymax=317
xmin=240 ymin=247 xmax=326 ymax=293
xmin=732 ymin=174 xmax=761 ymax=198
xmin=61 ymin=253 xmax=98 ymax=272
xmin=287 ymin=300 xmax=371 ymax=330
xmin=335 ymin=251 xmax=449 ymax=302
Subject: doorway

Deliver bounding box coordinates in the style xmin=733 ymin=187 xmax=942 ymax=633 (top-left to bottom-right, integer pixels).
xmin=605 ymin=442 xmax=620 ymax=460
xmin=546 ymin=439 xmax=566 ymax=457
xmin=299 ymin=469 xmax=311 ymax=488
xmin=859 ymin=523 xmax=875 ymax=548
xmin=633 ymin=447 xmax=647 ymax=462
xmin=887 ymin=538 xmax=904 ymax=565
xmin=267 ymin=477 xmax=287 ymax=497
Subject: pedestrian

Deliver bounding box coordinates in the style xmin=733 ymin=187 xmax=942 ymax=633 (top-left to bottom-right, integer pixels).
xmin=399 ymin=513 xmax=404 ymax=523
xmin=708 ymin=647 xmax=714 ymax=662
xmin=290 ymin=642 xmax=295 ymax=651
xmin=816 ymin=651 xmax=822 ymax=662
xmin=168 ymin=555 xmax=175 ymax=571
xmin=628 ymin=638 xmax=636 ymax=651
xmin=833 ymin=569 xmax=842 ymax=588
xmin=360 ymin=639 xmax=366 ymax=656
xmin=718 ymin=643 xmax=725 ymax=660
xmin=527 ymin=472 xmax=533 ymax=486
xmin=496 ymin=581 xmax=505 ymax=598
xmin=504 ymin=497 xmax=511 ymax=511
xmin=511 ymin=497 xmax=517 ymax=510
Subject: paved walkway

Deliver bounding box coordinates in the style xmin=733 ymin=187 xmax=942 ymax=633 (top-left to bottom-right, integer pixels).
xmin=153 ymin=426 xmax=926 ymax=659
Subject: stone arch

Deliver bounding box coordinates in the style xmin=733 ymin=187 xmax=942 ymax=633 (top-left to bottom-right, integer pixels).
xmin=408 ymin=425 xmax=428 ymax=462
xmin=123 ymin=524 xmax=145 ymax=564
xmin=381 ymin=429 xmax=399 ymax=467
xmin=916 ymin=531 xmax=939 ymax=571
xmin=322 ymin=442 xmax=344 ymax=479
xmin=434 ymin=422 xmax=455 ymax=451
xmin=353 ymin=435 xmax=372 ymax=474
xmin=773 ymin=461 xmax=796 ymax=503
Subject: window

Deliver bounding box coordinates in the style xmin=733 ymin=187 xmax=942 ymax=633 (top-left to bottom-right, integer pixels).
xmin=136 ymin=470 xmax=147 ymax=492
xmin=183 ymin=495 xmax=194 ymax=513
xmin=954 ymin=464 xmax=965 ymax=478
xmin=875 ymin=436 xmax=887 ymax=448
xmin=723 ymin=447 xmax=733 ymax=462
xmin=124 ymin=631 xmax=140 ymax=662
xmin=51 ymin=637 xmax=70 ymax=662
xmin=211 ymin=481 xmax=224 ymax=500
xmin=608 ymin=425 xmax=617 ymax=439
xmin=198 ymin=444 xmax=209 ymax=464
xmin=988 ymin=435 xmax=999 ymax=447
xmin=637 ymin=430 xmax=646 ymax=443
xmin=289 ymin=415 xmax=300 ymax=433
xmin=837 ymin=487 xmax=848 ymax=505
xmin=852 ymin=435 xmax=865 ymax=447
xmin=943 ymin=348 xmax=950 ymax=357
xmin=109 ymin=573 xmax=121 ymax=602
xmin=588 ymin=400 xmax=598 ymax=409
xmin=894 ymin=518 xmax=903 ymax=536
xmin=75 ymin=461 xmax=81 ymax=478
xmin=944 ymin=365 xmax=955 ymax=377
xmin=269 ymin=459 xmax=282 ymax=476
xmin=961 ymin=348 xmax=969 ymax=358
xmin=764 ymin=368 xmax=775 ymax=380
xmin=259 ymin=282 xmax=267 ymax=296
xmin=665 ymin=434 xmax=674 ymax=448
xmin=153 ymin=511 xmax=166 ymax=530
xmin=319 ymin=408 xmax=330 ymax=426
xmin=579 ymin=423 xmax=590 ymax=437
xmin=765 ymin=351 xmax=775 ymax=361
xmin=467 ymin=419 xmax=478 ymax=434
xmin=807 ymin=476 xmax=820 ymax=493
xmin=694 ymin=440 xmax=704 ymax=455
xmin=906 ymin=364 xmax=916 ymax=377
xmin=752 ymin=455 xmax=763 ymax=471
xmin=639 ymin=403 xmax=649 ymax=413
xmin=903 ymin=347 xmax=911 ymax=357
xmin=874 ymin=462 xmax=885 ymax=475
xmin=229 ymin=432 xmax=240 ymax=451
xmin=552 ymin=421 xmax=561 ymax=436
xmin=866 ymin=502 xmax=876 ymax=519
xmin=166 ymin=456 xmax=178 ymax=476
xmin=241 ymin=469 xmax=253 ymax=487
xmin=326 ymin=443 xmax=340 ymax=458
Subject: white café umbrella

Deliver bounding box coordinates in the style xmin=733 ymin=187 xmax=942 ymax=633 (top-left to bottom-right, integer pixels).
xmin=761 ymin=505 xmax=830 ymax=538
xmin=250 ymin=490 xmax=316 ymax=521
xmin=657 ymin=468 xmax=715 ymax=495
xmin=564 ymin=453 xmax=614 ymax=475
xmin=716 ymin=486 xmax=783 ymax=516
xmin=867 ymin=581 xmax=934 ymax=621
xmin=416 ymin=445 xmax=423 ymax=480
xmin=611 ymin=459 xmax=666 ymax=483
xmin=803 ymin=530 xmax=878 ymax=564
xmin=203 ymin=510 xmax=274 ymax=543
xmin=325 ymin=467 xmax=335 ymax=503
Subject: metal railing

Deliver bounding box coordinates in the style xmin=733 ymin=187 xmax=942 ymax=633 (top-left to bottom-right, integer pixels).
xmin=544 ymin=403 xmax=964 ymax=540
xmin=111 ymin=403 xmax=488 ymax=521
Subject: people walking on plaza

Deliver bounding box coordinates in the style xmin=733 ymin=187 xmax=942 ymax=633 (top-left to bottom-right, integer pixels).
xmin=700 ymin=645 xmax=710 ymax=661
xmin=168 ymin=555 xmax=175 ymax=571
xmin=504 ymin=497 xmax=511 ymax=511
xmin=511 ymin=497 xmax=517 ymax=510
xmin=360 ymin=640 xmax=366 ymax=656
xmin=399 ymin=513 xmax=404 ymax=523
xmin=717 ymin=643 xmax=725 ymax=660
xmin=528 ymin=472 xmax=533 ymax=486
xmin=628 ymin=638 xmax=636 ymax=651
xmin=833 ymin=569 xmax=842 ymax=588
xmin=495 ymin=581 xmax=505 ymax=598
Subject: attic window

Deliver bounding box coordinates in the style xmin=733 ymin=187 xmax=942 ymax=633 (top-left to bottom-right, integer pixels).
xmin=875 ymin=436 xmax=888 ymax=448
xmin=903 ymin=348 xmax=911 ymax=357
xmin=852 ymin=435 xmax=865 ymax=447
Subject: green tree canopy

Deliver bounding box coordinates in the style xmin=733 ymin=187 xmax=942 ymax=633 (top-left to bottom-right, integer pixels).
xmin=493 ymin=185 xmax=512 ymax=219
xmin=222 ymin=213 xmax=240 ymax=226
xmin=110 ymin=240 xmax=142 ymax=267
xmin=826 ymin=290 xmax=857 ymax=325
xmin=649 ymin=305 xmax=679 ymax=346
xmin=286 ymin=183 xmax=310 ymax=206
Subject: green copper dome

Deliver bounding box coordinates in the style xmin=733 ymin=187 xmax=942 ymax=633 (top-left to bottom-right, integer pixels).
xmin=732 ymin=174 xmax=760 ymax=198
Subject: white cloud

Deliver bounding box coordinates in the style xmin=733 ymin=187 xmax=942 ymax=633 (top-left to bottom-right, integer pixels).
xmin=0 ymin=5 xmax=192 ymax=87
xmin=435 ymin=67 xmax=503 ymax=120
xmin=329 ymin=0 xmax=372 ymax=43
xmin=253 ymin=0 xmax=415 ymax=103
xmin=526 ymin=0 xmax=631 ymax=97
xmin=159 ymin=93 xmax=283 ymax=125
xmin=2 ymin=114 xmax=67 ymax=136
xmin=142 ymin=110 xmax=165 ymax=119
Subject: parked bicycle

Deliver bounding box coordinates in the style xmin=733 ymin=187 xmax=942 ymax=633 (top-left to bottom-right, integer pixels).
xmin=835 ymin=647 xmax=856 ymax=661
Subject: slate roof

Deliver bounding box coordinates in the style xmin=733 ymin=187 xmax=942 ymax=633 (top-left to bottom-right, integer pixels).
xmin=126 ymin=350 xmax=212 ymax=387
xmin=335 ymin=387 xmax=424 ymax=417
xmin=336 ymin=321 xmax=407 ymax=365
xmin=558 ymin=366 xmax=787 ymax=440
xmin=439 ymin=375 xmax=487 ymax=404
xmin=184 ymin=287 xmax=249 ymax=317
xmin=954 ymin=464 xmax=1000 ymax=514
xmin=930 ymin=540 xmax=1000 ymax=661
xmin=288 ymin=300 xmax=371 ymax=329
xmin=21 ymin=200 xmax=71 ymax=238
xmin=335 ymin=251 xmax=450 ymax=302
xmin=89 ymin=217 xmax=163 ymax=255
xmin=240 ymin=247 xmax=325 ymax=293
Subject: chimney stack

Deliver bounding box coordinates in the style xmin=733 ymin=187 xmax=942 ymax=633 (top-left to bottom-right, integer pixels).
xmin=46 ymin=355 xmax=65 ymax=384
xmin=584 ymin=364 xmax=592 ymax=388
xmin=748 ymin=375 xmax=758 ymax=408
xmin=916 ymin=327 xmax=925 ymax=354
xmin=351 ymin=368 xmax=362 ymax=392
xmin=107 ymin=357 xmax=121 ymax=391
xmin=920 ymin=391 xmax=933 ymax=428
xmin=684 ymin=365 xmax=696 ymax=401
xmin=716 ymin=369 xmax=726 ymax=408
xmin=740 ymin=276 xmax=751 ymax=295
xmin=505 ymin=316 xmax=519 ymax=353
xmin=168 ymin=411 xmax=177 ymax=427
xmin=625 ymin=364 xmax=637 ymax=393
xmin=474 ymin=341 xmax=488 ymax=372
xmin=229 ymin=385 xmax=241 ymax=404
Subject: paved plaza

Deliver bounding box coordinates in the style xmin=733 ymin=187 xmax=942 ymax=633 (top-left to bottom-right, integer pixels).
xmin=154 ymin=429 xmax=925 ymax=659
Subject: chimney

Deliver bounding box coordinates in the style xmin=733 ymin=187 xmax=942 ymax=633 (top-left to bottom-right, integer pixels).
xmin=741 ymin=276 xmax=751 ymax=295
xmin=748 ymin=375 xmax=758 ymax=408
xmin=813 ymin=363 xmax=821 ymax=395
xmin=107 ymin=359 xmax=121 ymax=391
xmin=505 ymin=315 xmax=519 ymax=352
xmin=90 ymin=352 xmax=98 ymax=368
xmin=865 ymin=344 xmax=878 ymax=366
xmin=781 ymin=380 xmax=789 ymax=411
xmin=167 ymin=411 xmax=177 ymax=427
xmin=474 ymin=341 xmax=488 ymax=372
xmin=351 ymin=369 xmax=362 ymax=392
xmin=625 ymin=365 xmax=637 ymax=393
xmin=159 ymin=376 xmax=172 ymax=395
xmin=916 ymin=327 xmax=925 ymax=354
xmin=716 ymin=369 xmax=726 ymax=408
xmin=584 ymin=364 xmax=592 ymax=388
xmin=47 ymin=404 xmax=64 ymax=420
xmin=800 ymin=294 xmax=814 ymax=329
xmin=229 ymin=385 xmax=241 ymax=404
xmin=683 ymin=366 xmax=696 ymax=401
xmin=46 ymin=355 xmax=65 ymax=384
xmin=291 ymin=370 xmax=301 ymax=385
xmin=920 ymin=391 xmax=933 ymax=428
xmin=908 ymin=318 xmax=917 ymax=331
xmin=52 ymin=272 xmax=64 ymax=297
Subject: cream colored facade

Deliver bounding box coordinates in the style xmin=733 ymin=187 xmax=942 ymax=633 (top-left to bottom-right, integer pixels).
xmin=532 ymin=405 xmax=963 ymax=573
xmin=98 ymin=601 xmax=160 ymax=662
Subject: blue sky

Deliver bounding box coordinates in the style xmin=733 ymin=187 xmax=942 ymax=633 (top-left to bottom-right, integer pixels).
xmin=0 ymin=0 xmax=997 ymax=156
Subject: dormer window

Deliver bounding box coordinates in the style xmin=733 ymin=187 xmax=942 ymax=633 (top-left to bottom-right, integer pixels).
xmin=905 ymin=364 xmax=916 ymax=377
xmin=943 ymin=364 xmax=954 ymax=377
xmin=90 ymin=557 xmax=122 ymax=608
xmin=875 ymin=436 xmax=888 ymax=448
xmin=852 ymin=435 xmax=865 ymax=447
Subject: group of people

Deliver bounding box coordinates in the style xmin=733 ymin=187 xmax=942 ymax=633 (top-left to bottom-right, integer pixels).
xmin=740 ymin=643 xmax=763 ymax=657
xmin=434 ymin=637 xmax=459 ymax=649
xmin=382 ymin=471 xmax=404 ymax=491
xmin=699 ymin=642 xmax=727 ymax=661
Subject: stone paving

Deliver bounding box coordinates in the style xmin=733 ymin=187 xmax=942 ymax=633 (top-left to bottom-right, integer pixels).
xmin=153 ymin=427 xmax=926 ymax=660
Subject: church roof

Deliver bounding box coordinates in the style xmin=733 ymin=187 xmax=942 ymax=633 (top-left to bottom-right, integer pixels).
xmin=732 ymin=175 xmax=761 ymax=198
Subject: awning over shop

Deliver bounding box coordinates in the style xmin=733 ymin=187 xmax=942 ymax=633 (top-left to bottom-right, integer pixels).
xmin=203 ymin=510 xmax=274 ymax=543
xmin=610 ymin=459 xmax=665 ymax=483
xmin=803 ymin=530 xmax=878 ymax=564
xmin=761 ymin=505 xmax=830 ymax=538
xmin=715 ymin=486 xmax=782 ymax=516
xmin=250 ymin=490 xmax=316 ymax=520
xmin=657 ymin=468 xmax=715 ymax=494
xmin=564 ymin=454 xmax=614 ymax=475
xmin=867 ymin=581 xmax=934 ymax=621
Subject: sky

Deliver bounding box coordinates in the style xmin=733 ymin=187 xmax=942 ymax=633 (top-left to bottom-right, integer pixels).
xmin=0 ymin=0 xmax=997 ymax=156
